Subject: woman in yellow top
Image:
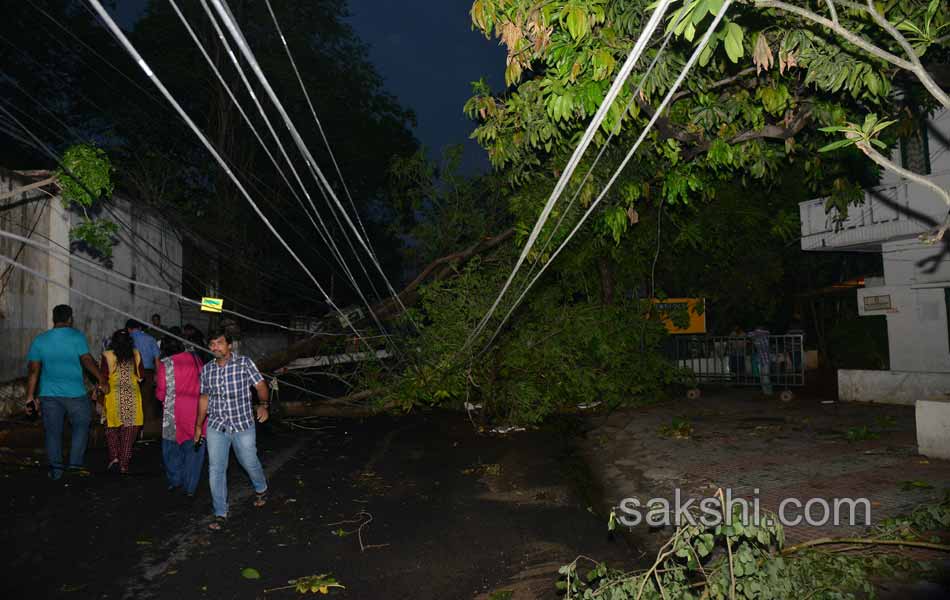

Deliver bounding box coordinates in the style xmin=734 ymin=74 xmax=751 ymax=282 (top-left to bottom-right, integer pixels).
xmin=98 ymin=329 xmax=144 ymax=474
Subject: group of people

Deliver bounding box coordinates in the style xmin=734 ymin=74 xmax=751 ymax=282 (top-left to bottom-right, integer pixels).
xmin=25 ymin=304 xmax=271 ymax=528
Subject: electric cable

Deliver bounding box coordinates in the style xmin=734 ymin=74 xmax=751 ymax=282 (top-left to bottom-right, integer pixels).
xmin=52 ymin=2 xmax=364 ymax=342
xmin=479 ymin=0 xmax=734 ymax=353
xmin=466 ymin=0 xmax=675 ymax=348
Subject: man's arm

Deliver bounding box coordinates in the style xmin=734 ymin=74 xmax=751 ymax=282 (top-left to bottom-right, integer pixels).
xmin=194 ymin=393 xmax=209 ymax=442
xmin=26 ymin=361 xmax=41 ymax=413
xmin=80 ymin=353 xmax=109 ymax=395
xmin=253 ymin=379 xmax=269 ymax=423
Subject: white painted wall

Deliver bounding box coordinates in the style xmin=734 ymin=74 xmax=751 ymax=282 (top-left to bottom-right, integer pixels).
xmin=0 ymin=174 xmax=53 ymax=381
xmin=839 ymin=369 xmax=950 ymax=405
xmin=72 ymin=196 xmax=184 ymax=355
xmin=0 ymin=169 xmax=183 ymax=381
xmin=864 ymin=238 xmax=950 ymax=372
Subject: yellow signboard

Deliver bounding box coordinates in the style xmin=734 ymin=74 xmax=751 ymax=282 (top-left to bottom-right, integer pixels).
xmin=652 ymin=298 xmax=706 ymax=334
xmin=200 ymin=297 xmax=223 ymax=313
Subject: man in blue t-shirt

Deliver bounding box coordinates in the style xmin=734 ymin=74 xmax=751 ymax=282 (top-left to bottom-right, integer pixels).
xmin=26 ymin=305 xmax=109 ymax=479
xmin=126 ymin=319 xmax=161 ymax=427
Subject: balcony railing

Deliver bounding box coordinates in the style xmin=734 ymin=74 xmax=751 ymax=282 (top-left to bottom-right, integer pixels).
xmin=799 ymin=175 xmax=949 ymax=251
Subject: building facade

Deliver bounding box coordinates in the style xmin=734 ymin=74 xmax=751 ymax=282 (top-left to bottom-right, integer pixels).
xmin=0 ymin=168 xmax=183 ymax=383
xmin=799 ymin=109 xmax=950 ymax=403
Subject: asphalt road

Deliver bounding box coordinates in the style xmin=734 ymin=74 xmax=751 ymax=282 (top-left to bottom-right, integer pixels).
xmin=0 ymin=411 xmax=636 ymax=599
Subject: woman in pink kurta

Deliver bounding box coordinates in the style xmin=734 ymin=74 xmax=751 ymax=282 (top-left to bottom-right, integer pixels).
xmin=156 ymin=334 xmax=207 ymax=496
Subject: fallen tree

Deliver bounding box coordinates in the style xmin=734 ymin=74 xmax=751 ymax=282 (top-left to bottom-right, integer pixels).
xmin=256 ymin=227 xmax=515 ymax=375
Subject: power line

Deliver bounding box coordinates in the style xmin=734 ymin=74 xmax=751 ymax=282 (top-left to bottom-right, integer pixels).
xmin=0 ymin=251 xmax=341 ymax=401
xmin=207 ymin=0 xmax=413 ymax=326
xmin=263 ymin=0 xmax=376 ymax=261
xmin=200 ymin=0 xmax=390 ymax=321
xmin=193 ymin=0 xmax=385 ymax=328
xmin=466 ymin=0 xmax=676 ymax=348
xmin=513 ymin=11 xmax=688 ymax=309
xmin=200 ymin=0 xmax=408 ymax=362
xmin=479 ymin=0 xmax=734 ymax=353
xmin=173 ymin=0 xmax=374 ymax=309
xmin=7 ymin=2 xmax=404 ymax=336
xmin=2 ymin=11 xmax=357 ymax=307
xmin=62 ymin=2 xmax=364 ymax=342
xmin=0 ymin=229 xmax=352 ymax=336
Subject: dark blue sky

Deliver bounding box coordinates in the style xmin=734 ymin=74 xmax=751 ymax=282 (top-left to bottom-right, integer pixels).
xmin=116 ymin=0 xmax=505 ymax=173
xmin=347 ymin=1 xmax=505 ymax=172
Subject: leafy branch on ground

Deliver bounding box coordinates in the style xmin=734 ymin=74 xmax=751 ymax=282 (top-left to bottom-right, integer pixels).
xmin=559 ymin=493 xmax=950 ymax=599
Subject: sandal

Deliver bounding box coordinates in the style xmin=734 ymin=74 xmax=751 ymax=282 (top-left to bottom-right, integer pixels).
xmin=253 ymin=491 xmax=268 ymax=508
xmin=208 ymin=516 xmax=227 ymax=531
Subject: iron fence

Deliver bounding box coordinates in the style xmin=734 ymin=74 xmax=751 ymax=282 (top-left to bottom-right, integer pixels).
xmin=665 ymin=334 xmax=805 ymax=387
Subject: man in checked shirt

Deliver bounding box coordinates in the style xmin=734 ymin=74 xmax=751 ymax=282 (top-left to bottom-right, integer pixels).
xmin=194 ymin=328 xmax=270 ymax=530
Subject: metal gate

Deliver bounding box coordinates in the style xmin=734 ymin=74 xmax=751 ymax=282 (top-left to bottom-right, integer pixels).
xmin=666 ymin=334 xmax=804 ymax=387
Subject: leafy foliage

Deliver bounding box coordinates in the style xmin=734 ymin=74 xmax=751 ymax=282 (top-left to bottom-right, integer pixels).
xmin=559 ymin=496 xmax=950 ymax=598
xmin=367 ymin=246 xmax=679 ymax=425
xmin=465 ymin=0 xmax=947 ymax=244
xmin=57 ymin=143 xmax=113 ymax=208
xmin=288 ymin=574 xmax=345 ymax=595
xmin=55 ymin=143 xmax=118 ymax=257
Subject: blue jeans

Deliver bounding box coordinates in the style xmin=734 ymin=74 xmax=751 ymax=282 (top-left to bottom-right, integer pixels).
xmin=40 ymin=396 xmax=91 ymax=477
xmin=207 ymin=427 xmax=267 ymax=517
xmin=759 ymin=362 xmax=774 ymax=395
xmin=162 ymin=438 xmax=206 ymax=494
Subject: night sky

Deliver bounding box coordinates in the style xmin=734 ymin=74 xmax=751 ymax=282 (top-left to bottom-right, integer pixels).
xmin=347 ymin=1 xmax=505 ymax=173
xmin=115 ymin=0 xmax=506 ymax=173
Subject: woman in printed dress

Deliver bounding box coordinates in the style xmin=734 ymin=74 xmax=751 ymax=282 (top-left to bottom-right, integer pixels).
xmin=99 ymin=329 xmax=144 ymax=474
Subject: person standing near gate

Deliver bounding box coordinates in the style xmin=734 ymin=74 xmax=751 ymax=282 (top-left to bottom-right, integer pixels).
xmin=194 ymin=328 xmax=270 ymax=530
xmin=750 ymin=325 xmax=773 ymax=396
xmin=25 ymin=304 xmax=109 ymax=479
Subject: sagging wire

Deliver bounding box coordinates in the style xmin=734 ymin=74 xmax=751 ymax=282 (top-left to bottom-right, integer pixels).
xmin=207 ymin=0 xmax=416 ymax=330
xmin=464 ymin=0 xmax=676 ymax=350
xmin=263 ymin=0 xmax=377 ymax=264
xmin=82 ymin=0 xmax=364 ymax=341
xmin=478 ymin=0 xmax=734 ymax=355
xmin=513 ymin=10 xmax=688 ymax=304
xmin=0 ymin=252 xmax=341 ymax=404
xmin=0 ymin=229 xmax=348 ymax=337
xmin=1 ymin=42 xmax=346 ymax=308
xmin=195 ymin=0 xmax=396 ymax=354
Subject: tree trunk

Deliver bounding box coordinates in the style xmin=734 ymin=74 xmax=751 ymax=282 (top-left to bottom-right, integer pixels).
xmin=257 ymin=227 xmax=516 ymax=373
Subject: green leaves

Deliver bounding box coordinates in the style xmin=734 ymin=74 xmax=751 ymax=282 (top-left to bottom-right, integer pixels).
xmin=55 ymin=143 xmax=118 ymax=257
xmin=603 ymin=205 xmax=629 ymax=245
xmin=818 ymin=113 xmax=895 ymax=153
xmin=723 ymin=21 xmax=745 ymax=63
xmin=241 ymin=568 xmax=261 ymax=580
xmin=70 ymin=219 xmax=119 ymax=258
xmin=591 ymin=48 xmax=616 ymax=81
xmin=894 ymin=0 xmax=950 ymax=56
xmin=289 ymin=574 xmax=345 ymax=595
xmin=563 ymin=4 xmax=590 ymax=40
xmin=758 ymin=83 xmax=790 ymax=116
xmin=57 ymin=143 xmax=113 ymax=209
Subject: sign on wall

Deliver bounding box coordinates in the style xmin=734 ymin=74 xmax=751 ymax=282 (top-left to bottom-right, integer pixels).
xmin=863 ymin=294 xmax=893 ymax=312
